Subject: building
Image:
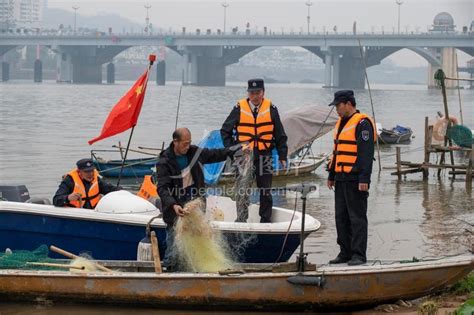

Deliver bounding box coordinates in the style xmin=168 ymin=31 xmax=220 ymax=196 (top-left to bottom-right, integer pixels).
xmin=0 ymin=0 xmax=44 ymax=31
xmin=430 ymin=12 xmax=456 ymax=33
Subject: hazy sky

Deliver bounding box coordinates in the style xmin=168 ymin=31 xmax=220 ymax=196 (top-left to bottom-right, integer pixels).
xmin=48 ymin=0 xmax=473 ymax=66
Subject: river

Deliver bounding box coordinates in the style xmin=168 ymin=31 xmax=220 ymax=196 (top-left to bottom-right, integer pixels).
xmin=0 ymin=80 xmax=472 ymax=313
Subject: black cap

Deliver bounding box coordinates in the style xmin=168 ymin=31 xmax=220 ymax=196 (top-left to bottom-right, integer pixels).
xmin=76 ymin=158 xmax=95 ymax=171
xmin=247 ymin=78 xmax=264 ymax=91
xmin=328 ymin=90 xmax=356 ymax=106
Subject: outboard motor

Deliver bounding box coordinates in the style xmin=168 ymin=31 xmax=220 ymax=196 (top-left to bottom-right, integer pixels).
xmin=0 ymin=185 xmax=30 ymax=202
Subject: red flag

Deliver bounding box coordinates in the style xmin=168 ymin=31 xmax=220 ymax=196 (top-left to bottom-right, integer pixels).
xmin=88 ymin=70 xmax=150 ymax=145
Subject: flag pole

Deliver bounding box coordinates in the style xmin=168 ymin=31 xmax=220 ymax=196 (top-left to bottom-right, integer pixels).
xmin=117 ymin=55 xmax=156 ymax=187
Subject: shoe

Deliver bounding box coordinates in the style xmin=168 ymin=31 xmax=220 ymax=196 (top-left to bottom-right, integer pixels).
xmin=329 ymin=256 xmax=350 ymax=264
xmin=347 ymin=258 xmax=366 ymax=266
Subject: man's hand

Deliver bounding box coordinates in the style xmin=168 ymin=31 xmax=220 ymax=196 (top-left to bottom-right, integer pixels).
xmin=327 ymin=180 xmax=335 ymax=190
xmin=173 ymin=204 xmax=189 ymax=217
xmin=358 ymin=183 xmax=369 ymax=192
xmin=67 ymin=192 xmax=82 ymax=202
xmin=279 ymin=160 xmax=287 ymax=169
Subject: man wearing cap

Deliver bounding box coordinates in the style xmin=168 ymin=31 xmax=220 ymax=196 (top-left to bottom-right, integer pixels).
xmin=53 ymin=158 xmax=121 ymax=209
xmin=221 ymin=78 xmax=288 ymax=223
xmin=327 ymin=90 xmax=376 ymax=266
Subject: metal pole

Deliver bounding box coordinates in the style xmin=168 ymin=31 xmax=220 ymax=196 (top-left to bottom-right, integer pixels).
xmin=305 ymin=1 xmax=313 ymax=35
xmin=396 ymin=0 xmax=403 ymax=34
xmin=72 ymin=6 xmax=79 ymax=34
xmin=222 ymin=2 xmax=229 ymax=34
xmin=144 ymin=4 xmax=151 ymax=34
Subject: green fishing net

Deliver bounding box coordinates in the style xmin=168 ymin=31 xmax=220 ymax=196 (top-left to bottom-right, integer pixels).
xmin=0 ymin=245 xmax=55 ymax=270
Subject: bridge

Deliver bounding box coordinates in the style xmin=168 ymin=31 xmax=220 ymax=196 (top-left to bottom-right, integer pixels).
xmin=1 ymin=32 xmax=473 ymax=88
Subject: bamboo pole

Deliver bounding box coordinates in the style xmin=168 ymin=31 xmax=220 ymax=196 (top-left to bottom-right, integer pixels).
xmin=26 ymin=262 xmax=85 ymax=270
xmin=49 ymin=245 xmax=112 ymax=272
xmin=357 ymin=39 xmax=381 ymax=172
xmin=423 ymin=117 xmax=430 ymax=180
xmin=454 ymin=53 xmax=464 ymax=125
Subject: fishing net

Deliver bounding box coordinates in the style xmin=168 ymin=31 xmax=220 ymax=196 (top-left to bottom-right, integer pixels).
xmin=0 ymin=245 xmax=104 ymax=272
xmin=173 ymin=198 xmax=234 ymax=272
xmin=446 ymin=125 xmax=473 ymax=148
xmin=0 ymin=245 xmax=55 ymax=270
xmin=233 ymin=149 xmax=254 ymax=222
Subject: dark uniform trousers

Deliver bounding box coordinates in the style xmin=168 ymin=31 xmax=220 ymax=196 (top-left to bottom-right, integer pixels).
xmin=335 ymin=180 xmax=368 ymax=260
xmin=236 ymin=154 xmax=273 ymax=223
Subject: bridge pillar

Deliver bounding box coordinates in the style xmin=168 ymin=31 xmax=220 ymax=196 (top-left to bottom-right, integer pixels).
xmin=332 ymin=55 xmax=340 ymax=87
xmin=190 ymin=54 xmax=198 ymax=85
xmin=56 ymin=52 xmax=72 ymax=83
xmin=196 ymin=56 xmax=226 ymax=86
xmin=1 ymin=61 xmax=9 ymax=81
xmin=337 ymin=48 xmax=365 ymax=89
xmin=324 ymin=53 xmax=332 ymax=88
xmin=34 ymin=59 xmax=42 ymax=83
xmin=106 ymin=63 xmax=115 ymax=84
xmin=72 ymin=53 xmax=102 ymax=84
xmin=427 ymin=48 xmax=458 ymax=89
xmin=156 ymin=60 xmax=166 ymax=85
xmin=182 ymin=52 xmax=190 ymax=85
xmin=180 ymin=46 xmax=225 ymax=86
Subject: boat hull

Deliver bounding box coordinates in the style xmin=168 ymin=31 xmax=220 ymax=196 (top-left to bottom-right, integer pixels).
xmin=0 ymin=256 xmax=471 ymax=311
xmin=0 ymin=199 xmax=320 ymax=263
xmin=378 ymin=129 xmax=413 ymax=144
xmin=221 ymin=155 xmax=328 ymax=182
xmin=93 ymin=158 xmax=156 ymax=177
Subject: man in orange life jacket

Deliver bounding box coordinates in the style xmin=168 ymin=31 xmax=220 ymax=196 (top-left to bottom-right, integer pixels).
xmin=327 ymin=90 xmax=375 ymax=266
xmin=53 ymin=158 xmax=121 ymax=209
xmin=221 ymin=78 xmax=288 ymax=223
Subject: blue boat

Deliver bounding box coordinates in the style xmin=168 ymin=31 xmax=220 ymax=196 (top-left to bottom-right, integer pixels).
xmin=0 ymin=194 xmax=320 ymax=263
xmin=92 ymin=157 xmax=157 ymax=178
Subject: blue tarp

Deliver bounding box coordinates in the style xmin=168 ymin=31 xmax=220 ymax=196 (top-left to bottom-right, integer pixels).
xmin=198 ymin=130 xmax=227 ymax=185
xmin=199 ymin=130 xmax=283 ymax=184
xmin=394 ymin=125 xmax=410 ymax=134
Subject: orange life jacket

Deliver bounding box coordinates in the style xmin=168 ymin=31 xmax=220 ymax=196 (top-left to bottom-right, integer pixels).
xmin=236 ymin=98 xmax=274 ymax=151
xmin=137 ymin=175 xmax=158 ymax=200
xmin=330 ymin=112 xmax=376 ymax=173
xmin=66 ymin=169 xmax=101 ymax=208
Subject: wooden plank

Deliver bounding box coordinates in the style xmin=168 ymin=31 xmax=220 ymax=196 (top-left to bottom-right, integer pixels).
xmin=396 ymin=147 xmax=401 ymax=180
xmin=150 ymin=231 xmax=162 ymax=273
xmin=391 ymin=168 xmax=423 ymax=176
xmin=400 ymin=162 xmax=468 ymax=170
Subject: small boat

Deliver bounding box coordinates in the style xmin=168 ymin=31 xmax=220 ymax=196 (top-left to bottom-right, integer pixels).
xmin=92 ymin=156 xmax=157 ymax=178
xmin=0 ymin=255 xmax=471 ymax=311
xmin=219 ymin=153 xmax=329 ymax=182
xmin=378 ymin=125 xmax=413 ymax=144
xmin=0 ymin=192 xmax=320 ymax=263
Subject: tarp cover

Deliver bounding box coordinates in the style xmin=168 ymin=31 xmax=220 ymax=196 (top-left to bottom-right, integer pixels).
xmin=282 ymin=104 xmax=338 ymax=156
xmin=198 ymin=130 xmax=227 ymax=185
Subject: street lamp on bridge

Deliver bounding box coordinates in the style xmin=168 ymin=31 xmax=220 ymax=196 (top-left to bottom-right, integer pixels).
xmin=144 ymin=4 xmax=151 ymax=34
xmin=222 ymin=1 xmax=229 ymax=34
xmin=305 ymin=1 xmax=313 ymax=35
xmin=72 ymin=6 xmax=79 ymax=34
xmin=396 ymin=0 xmax=403 ymax=34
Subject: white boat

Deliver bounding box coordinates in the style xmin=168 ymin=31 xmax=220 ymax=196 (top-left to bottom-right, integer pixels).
xmin=0 ymin=191 xmax=320 ymax=263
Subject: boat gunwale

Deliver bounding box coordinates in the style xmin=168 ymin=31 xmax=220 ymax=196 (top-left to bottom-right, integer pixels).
xmin=0 ymin=254 xmax=471 ymax=279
